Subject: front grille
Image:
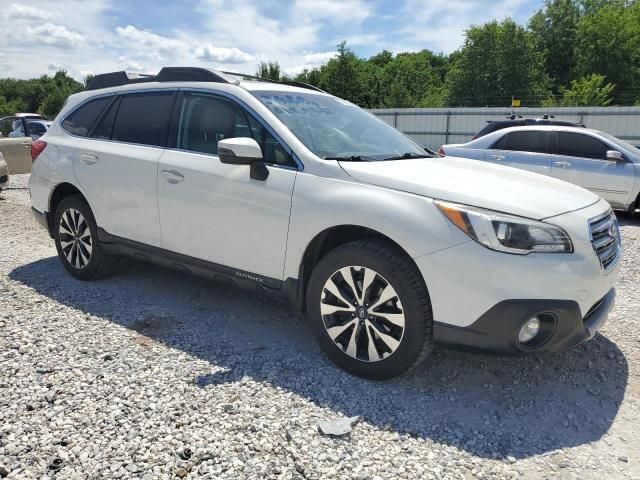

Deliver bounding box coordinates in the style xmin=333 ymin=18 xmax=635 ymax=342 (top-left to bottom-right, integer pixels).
xmin=589 ymin=210 xmax=621 ymax=271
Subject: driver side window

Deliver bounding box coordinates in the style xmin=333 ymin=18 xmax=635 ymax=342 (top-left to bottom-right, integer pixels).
xmin=176 ymin=92 xmax=296 ymax=167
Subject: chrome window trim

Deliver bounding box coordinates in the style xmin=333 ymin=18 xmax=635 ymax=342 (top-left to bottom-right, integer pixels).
xmin=60 ymin=86 xmax=304 ymax=171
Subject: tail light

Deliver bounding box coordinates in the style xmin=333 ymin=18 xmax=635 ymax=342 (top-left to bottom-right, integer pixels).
xmin=31 ymin=140 xmax=47 ymax=162
xmin=437 ymin=146 xmax=445 ymax=156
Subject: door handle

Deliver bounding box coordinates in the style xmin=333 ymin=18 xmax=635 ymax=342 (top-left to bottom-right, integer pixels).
xmin=490 ymin=154 xmax=505 ymax=161
xmin=80 ymin=153 xmax=99 ymax=165
xmin=22 ymin=141 xmax=30 ymax=148
xmin=554 ymin=160 xmax=572 ymax=168
xmin=161 ymin=169 xmax=184 ymax=183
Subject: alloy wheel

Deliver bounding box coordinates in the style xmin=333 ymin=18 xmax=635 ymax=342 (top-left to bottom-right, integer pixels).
xmin=320 ymin=266 xmax=405 ymax=362
xmin=59 ymin=208 xmax=92 ymax=269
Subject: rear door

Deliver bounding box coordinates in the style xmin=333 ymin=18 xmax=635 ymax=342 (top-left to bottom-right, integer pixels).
xmin=551 ymin=131 xmax=636 ymax=208
xmin=485 ymin=130 xmax=552 ymax=176
xmin=72 ymin=91 xmax=176 ymax=246
xmin=0 ymin=116 xmax=32 ymax=174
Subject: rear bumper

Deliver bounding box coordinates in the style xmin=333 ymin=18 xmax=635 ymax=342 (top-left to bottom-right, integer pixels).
xmin=434 ymin=288 xmax=615 ymax=354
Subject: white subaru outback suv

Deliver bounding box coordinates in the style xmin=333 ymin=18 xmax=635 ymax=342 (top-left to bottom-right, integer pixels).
xmin=29 ymin=67 xmax=620 ymax=379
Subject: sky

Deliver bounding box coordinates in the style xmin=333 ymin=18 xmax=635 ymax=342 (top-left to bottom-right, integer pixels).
xmin=0 ymin=0 xmax=543 ymax=81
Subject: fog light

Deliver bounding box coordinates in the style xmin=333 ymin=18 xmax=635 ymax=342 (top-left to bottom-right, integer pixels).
xmin=518 ymin=316 xmax=541 ymax=343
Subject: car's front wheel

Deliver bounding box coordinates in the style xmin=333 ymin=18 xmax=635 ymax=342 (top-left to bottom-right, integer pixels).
xmin=53 ymin=195 xmax=118 ymax=280
xmin=306 ymin=240 xmax=433 ymax=379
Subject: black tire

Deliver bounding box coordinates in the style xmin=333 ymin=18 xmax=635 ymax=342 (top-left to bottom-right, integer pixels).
xmin=306 ymin=239 xmax=433 ymax=380
xmin=53 ymin=195 xmax=118 ymax=280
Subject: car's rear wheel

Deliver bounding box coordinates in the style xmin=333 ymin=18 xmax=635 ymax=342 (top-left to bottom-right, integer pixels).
xmin=306 ymin=239 xmax=433 ymax=379
xmin=53 ymin=195 xmax=118 ymax=280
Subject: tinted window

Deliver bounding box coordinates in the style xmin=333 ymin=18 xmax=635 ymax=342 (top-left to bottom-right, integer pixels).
xmin=557 ymin=132 xmax=610 ymax=160
xmin=92 ymin=98 xmax=119 ymax=140
xmin=494 ymin=131 xmax=548 ymax=154
xmin=243 ymin=111 xmax=294 ymax=166
xmin=27 ymin=122 xmax=47 ymax=136
xmin=62 ymin=97 xmax=111 ymax=137
xmin=176 ymin=93 xmax=294 ymax=166
xmin=112 ymin=92 xmax=175 ymax=147
xmin=0 ymin=117 xmax=24 ymax=138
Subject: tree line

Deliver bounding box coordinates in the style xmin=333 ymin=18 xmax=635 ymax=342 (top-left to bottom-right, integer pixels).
xmin=263 ymin=0 xmax=640 ymax=108
xmin=1 ymin=0 xmax=638 ymax=117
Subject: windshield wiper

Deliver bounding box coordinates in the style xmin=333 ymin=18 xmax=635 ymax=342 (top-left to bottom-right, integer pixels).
xmin=382 ymin=152 xmax=431 ymax=160
xmin=323 ymin=155 xmax=377 ymax=162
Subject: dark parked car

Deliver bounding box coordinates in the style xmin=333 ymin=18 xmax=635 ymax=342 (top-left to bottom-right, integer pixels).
xmin=473 ymin=115 xmax=585 ymax=140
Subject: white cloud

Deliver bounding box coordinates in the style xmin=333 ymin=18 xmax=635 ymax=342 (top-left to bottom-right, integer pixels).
xmin=196 ymin=45 xmax=255 ymax=63
xmin=48 ymin=62 xmax=65 ymax=71
xmin=24 ymin=23 xmax=85 ymax=49
xmin=399 ymin=0 xmax=534 ymax=52
xmin=116 ymin=25 xmax=188 ymax=58
xmin=4 ymin=4 xmax=57 ymax=21
xmin=117 ymin=56 xmax=145 ymax=72
xmin=284 ymin=51 xmax=338 ymax=76
xmin=292 ymin=0 xmax=371 ymax=23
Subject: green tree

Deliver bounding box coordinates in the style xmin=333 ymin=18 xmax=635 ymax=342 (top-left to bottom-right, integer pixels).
xmin=574 ymin=1 xmax=640 ymax=103
xmin=447 ymin=19 xmax=551 ymax=106
xmin=554 ymin=73 xmax=616 ymax=105
xmin=317 ymin=42 xmax=366 ymax=105
xmin=528 ymin=0 xmax=581 ymax=92
xmin=256 ymin=61 xmax=282 ymax=81
xmin=0 ymin=71 xmax=82 ymax=117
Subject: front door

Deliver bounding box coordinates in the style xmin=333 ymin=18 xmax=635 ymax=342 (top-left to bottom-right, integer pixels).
xmin=0 ymin=117 xmax=32 ymax=174
xmin=157 ymin=92 xmax=297 ymax=281
xmin=551 ymin=131 xmax=636 ymax=208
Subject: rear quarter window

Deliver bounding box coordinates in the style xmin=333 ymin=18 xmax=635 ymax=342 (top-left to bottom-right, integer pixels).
xmin=62 ymin=97 xmax=111 ymax=137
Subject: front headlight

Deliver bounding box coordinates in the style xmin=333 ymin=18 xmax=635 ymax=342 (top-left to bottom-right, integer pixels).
xmin=435 ymin=201 xmax=573 ymax=255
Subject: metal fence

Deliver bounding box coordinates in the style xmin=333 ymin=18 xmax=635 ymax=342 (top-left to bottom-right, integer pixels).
xmin=369 ymin=106 xmax=640 ymax=150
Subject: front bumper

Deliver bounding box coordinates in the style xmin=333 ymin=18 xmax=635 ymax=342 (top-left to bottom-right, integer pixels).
xmin=433 ymin=288 xmax=615 ymax=353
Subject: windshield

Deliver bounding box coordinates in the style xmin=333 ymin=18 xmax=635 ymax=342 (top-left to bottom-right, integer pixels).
xmin=598 ymin=131 xmax=640 ymax=161
xmin=252 ymin=90 xmax=429 ymax=160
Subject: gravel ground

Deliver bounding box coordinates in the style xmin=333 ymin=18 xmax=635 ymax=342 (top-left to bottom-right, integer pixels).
xmin=1 ymin=174 xmax=639 ymax=480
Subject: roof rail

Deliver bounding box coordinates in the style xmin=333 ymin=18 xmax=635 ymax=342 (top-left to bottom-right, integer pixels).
xmin=85 ymin=67 xmax=239 ymax=91
xmin=221 ymin=71 xmax=327 ymax=93
xmin=85 ymin=67 xmax=327 ymax=94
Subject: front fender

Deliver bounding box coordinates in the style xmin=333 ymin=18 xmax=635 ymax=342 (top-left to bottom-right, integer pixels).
xmin=283 ymin=172 xmax=470 ymax=280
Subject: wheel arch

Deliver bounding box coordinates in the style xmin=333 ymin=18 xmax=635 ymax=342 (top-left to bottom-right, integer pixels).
xmin=290 ymin=224 xmax=420 ymax=315
xmin=47 ymin=182 xmax=89 ymax=236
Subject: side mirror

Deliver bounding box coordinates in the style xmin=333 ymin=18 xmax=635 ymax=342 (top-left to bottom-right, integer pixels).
xmin=218 ymin=137 xmax=269 ymax=181
xmin=606 ymin=150 xmax=624 ymax=161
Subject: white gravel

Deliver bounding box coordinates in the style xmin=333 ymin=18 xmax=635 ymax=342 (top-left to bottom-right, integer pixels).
xmin=1 ymin=174 xmax=639 ymax=480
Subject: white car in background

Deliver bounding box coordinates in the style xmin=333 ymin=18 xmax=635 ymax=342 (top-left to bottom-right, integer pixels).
xmin=439 ymin=126 xmax=640 ymax=214
xmin=29 ymin=67 xmax=620 ymax=379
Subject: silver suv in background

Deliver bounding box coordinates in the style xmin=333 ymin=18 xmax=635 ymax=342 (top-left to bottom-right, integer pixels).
xmin=440 ymin=126 xmax=640 ymax=214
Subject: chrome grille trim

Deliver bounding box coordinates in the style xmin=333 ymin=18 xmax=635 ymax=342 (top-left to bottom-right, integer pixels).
xmin=588 ymin=210 xmax=621 ymax=271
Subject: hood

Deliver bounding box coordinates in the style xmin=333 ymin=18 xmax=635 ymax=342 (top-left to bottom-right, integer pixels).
xmin=339 ymin=156 xmax=599 ymax=220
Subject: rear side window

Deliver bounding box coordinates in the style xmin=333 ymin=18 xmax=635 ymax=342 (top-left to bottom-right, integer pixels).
xmin=92 ymin=98 xmax=119 ymax=140
xmin=493 ymin=131 xmax=548 ymax=154
xmin=557 ymin=132 xmax=610 ymax=160
xmin=62 ymin=97 xmax=111 ymax=137
xmin=111 ymin=92 xmax=175 ymax=147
